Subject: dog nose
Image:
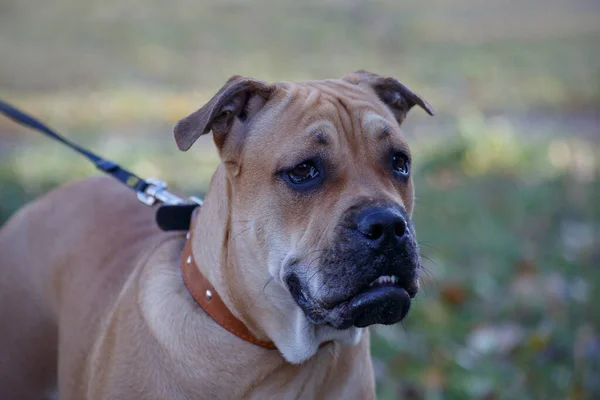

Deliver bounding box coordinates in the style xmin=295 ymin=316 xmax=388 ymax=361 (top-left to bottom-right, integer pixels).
xmin=356 ymin=206 xmax=407 ymax=247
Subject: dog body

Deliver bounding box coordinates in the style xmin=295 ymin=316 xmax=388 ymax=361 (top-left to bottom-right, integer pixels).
xmin=0 ymin=176 xmax=372 ymax=399
xmin=0 ymin=72 xmax=432 ymax=399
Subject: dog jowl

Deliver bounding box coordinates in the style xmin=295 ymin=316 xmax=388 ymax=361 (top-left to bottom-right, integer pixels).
xmin=285 ymin=200 xmax=422 ymax=330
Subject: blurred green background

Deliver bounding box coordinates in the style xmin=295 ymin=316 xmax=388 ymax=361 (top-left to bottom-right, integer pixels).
xmin=0 ymin=0 xmax=598 ymax=398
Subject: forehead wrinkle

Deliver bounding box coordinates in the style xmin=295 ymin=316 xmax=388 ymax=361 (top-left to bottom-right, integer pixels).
xmin=331 ymin=96 xmax=355 ymax=150
xmin=303 ymin=121 xmax=336 ymax=146
xmin=262 ymin=84 xmax=303 ymax=126
xmin=363 ymin=112 xmax=393 ymax=139
xmin=315 ymin=80 xmax=370 ymax=101
xmin=334 ymin=95 xmax=366 ymax=156
xmin=295 ymin=89 xmax=351 ymax=149
xmin=303 ymin=86 xmax=322 ymax=109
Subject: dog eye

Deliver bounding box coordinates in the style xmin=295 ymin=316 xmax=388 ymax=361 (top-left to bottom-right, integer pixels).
xmin=288 ymin=161 xmax=320 ymax=184
xmin=392 ymin=153 xmax=410 ymax=176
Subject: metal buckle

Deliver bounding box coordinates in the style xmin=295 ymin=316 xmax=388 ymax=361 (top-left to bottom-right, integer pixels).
xmin=137 ymin=178 xmax=203 ymax=207
xmin=137 ymin=178 xmax=164 ymax=206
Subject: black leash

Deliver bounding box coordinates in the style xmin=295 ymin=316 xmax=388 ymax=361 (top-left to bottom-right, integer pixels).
xmin=0 ymin=100 xmax=149 ymax=193
xmin=0 ymin=99 xmax=201 ymax=231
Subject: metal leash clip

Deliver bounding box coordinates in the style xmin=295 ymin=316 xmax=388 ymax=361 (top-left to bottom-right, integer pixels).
xmin=137 ymin=178 xmax=203 ymax=207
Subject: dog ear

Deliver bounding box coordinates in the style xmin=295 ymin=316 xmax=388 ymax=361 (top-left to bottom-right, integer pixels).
xmin=343 ymin=70 xmax=434 ymax=124
xmin=173 ymin=76 xmax=275 ymax=151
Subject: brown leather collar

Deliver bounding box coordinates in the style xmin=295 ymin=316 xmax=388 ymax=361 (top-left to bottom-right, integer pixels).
xmin=180 ymin=231 xmax=277 ymax=350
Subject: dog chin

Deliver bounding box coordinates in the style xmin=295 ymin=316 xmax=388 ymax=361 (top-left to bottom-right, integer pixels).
xmin=323 ymin=285 xmax=412 ymax=329
xmin=272 ymin=306 xmax=363 ymax=364
xmin=285 ymin=271 xmax=415 ymax=331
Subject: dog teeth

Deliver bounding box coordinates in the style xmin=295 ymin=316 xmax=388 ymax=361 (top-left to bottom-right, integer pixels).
xmin=371 ymin=275 xmax=399 ymax=286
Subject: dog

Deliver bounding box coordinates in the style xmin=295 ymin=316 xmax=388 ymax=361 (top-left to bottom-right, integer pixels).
xmin=0 ymin=70 xmax=433 ymax=399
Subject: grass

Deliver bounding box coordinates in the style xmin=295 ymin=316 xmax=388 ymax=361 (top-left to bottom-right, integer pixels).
xmin=0 ymin=0 xmax=599 ymax=398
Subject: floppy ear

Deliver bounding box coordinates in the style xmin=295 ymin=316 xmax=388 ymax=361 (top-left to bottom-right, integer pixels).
xmin=173 ymin=76 xmax=275 ymax=151
xmin=343 ymin=70 xmax=434 ymax=124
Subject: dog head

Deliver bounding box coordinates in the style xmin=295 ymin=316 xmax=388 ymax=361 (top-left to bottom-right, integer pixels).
xmin=174 ymin=71 xmax=433 ymax=361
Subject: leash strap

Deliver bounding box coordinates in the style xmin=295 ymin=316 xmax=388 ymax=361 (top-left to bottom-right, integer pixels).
xmin=0 ymin=99 xmax=202 ymax=230
xmin=0 ymin=99 xmax=149 ymax=193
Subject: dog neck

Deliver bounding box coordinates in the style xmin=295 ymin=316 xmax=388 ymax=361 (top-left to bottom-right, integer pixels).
xmin=189 ymin=165 xmax=257 ymax=330
xmin=190 ymin=164 xmax=364 ymax=363
xmin=181 ymin=224 xmax=276 ymax=350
